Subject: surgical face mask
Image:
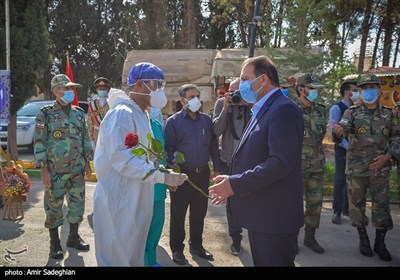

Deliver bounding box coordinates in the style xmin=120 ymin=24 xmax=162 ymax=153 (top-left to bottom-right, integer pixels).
xmin=281 ymin=89 xmax=289 ymax=97
xmin=185 ymin=96 xmax=201 ymax=112
xmin=97 ymin=90 xmax=108 ymax=98
xmin=306 ymin=89 xmax=318 ymax=102
xmin=362 ymin=88 xmax=379 ymax=104
xmin=239 ymin=76 xmax=262 ymax=104
xmin=350 ymin=91 xmax=359 ymax=103
xmin=61 ymin=90 xmax=75 ymax=104
xmin=131 ymin=83 xmax=168 ymax=109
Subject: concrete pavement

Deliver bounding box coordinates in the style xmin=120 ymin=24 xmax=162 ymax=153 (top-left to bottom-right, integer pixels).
xmin=0 ymin=178 xmax=399 ymax=267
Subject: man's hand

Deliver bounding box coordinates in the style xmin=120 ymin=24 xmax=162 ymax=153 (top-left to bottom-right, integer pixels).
xmin=222 ymin=92 xmax=232 ymax=112
xmin=85 ymin=162 xmax=92 ymax=180
xmin=211 ymin=172 xmax=220 ymax=179
xmin=369 ymin=154 xmax=392 ymax=171
xmin=332 ymin=120 xmax=343 ymax=139
xmin=41 ymin=167 xmax=52 ymax=188
xmin=164 ymin=171 xmax=188 ymax=187
xmin=209 ymin=175 xmax=234 ymax=205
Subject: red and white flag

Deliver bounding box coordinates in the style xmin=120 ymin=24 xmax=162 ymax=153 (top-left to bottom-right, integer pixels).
xmin=65 ymin=53 xmax=79 ymax=106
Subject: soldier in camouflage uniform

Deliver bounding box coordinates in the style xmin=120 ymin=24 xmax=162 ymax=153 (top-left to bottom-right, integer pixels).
xmin=295 ymin=74 xmax=326 ymax=254
xmin=87 ymin=77 xmax=111 ymax=148
xmin=333 ymin=74 xmax=400 ymax=261
xmin=34 ymin=74 xmax=93 ymax=260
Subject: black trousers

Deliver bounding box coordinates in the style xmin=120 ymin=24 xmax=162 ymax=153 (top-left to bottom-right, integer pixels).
xmin=248 ymin=229 xmax=298 ymax=267
xmin=169 ymin=166 xmax=210 ymax=252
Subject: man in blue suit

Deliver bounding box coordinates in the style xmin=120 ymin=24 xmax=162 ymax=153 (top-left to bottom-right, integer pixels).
xmin=209 ymin=55 xmax=304 ymax=266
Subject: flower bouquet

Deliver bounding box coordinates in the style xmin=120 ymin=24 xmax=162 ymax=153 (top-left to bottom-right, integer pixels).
xmin=125 ymin=133 xmax=210 ymax=198
xmin=0 ymin=165 xmax=31 ymax=197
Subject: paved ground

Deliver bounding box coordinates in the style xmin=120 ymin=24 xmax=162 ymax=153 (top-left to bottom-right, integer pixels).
xmin=0 ymin=178 xmax=399 ymax=267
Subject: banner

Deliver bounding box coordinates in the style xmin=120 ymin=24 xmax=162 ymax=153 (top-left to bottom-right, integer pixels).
xmin=0 ymin=70 xmax=11 ymax=120
xmin=65 ymin=54 xmax=79 ymax=106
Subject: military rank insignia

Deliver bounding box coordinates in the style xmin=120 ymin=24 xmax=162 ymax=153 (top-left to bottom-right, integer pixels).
xmin=357 ymin=127 xmax=367 ymax=136
xmin=52 ymin=130 xmax=63 ymax=139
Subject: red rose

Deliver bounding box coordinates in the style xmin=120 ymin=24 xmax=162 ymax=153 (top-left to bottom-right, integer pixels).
xmin=125 ymin=133 xmax=139 ymax=148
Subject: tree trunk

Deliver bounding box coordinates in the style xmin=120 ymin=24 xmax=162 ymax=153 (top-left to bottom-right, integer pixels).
xmin=274 ymin=0 xmax=285 ymax=48
xmin=382 ymin=0 xmax=395 ymax=66
xmin=393 ymin=29 xmax=400 ymax=67
xmin=7 ymin=113 xmax=18 ymax=161
xmin=358 ymin=0 xmax=373 ymax=73
xmin=371 ymin=21 xmax=383 ymax=69
xmin=186 ymin=0 xmax=196 ymax=48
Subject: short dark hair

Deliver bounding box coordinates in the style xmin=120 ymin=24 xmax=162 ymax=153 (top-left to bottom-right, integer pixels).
xmin=242 ymin=56 xmax=279 ymax=87
xmin=340 ymin=80 xmax=357 ymax=97
xmin=179 ymin=84 xmax=199 ymax=98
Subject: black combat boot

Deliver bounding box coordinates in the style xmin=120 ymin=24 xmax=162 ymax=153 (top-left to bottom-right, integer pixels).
xmin=66 ymin=223 xmax=90 ymax=251
xmin=374 ymin=229 xmax=392 ymax=261
xmin=357 ymin=227 xmax=373 ymax=257
xmin=304 ymin=226 xmax=324 ymax=254
xmin=49 ymin=228 xmax=64 ymax=259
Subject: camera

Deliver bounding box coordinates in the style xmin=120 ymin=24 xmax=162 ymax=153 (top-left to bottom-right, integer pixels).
xmin=229 ymin=90 xmax=242 ymax=105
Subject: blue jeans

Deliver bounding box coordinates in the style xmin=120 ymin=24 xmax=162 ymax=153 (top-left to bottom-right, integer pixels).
xmin=333 ymin=146 xmax=349 ymax=215
xmin=220 ymin=161 xmax=243 ymax=241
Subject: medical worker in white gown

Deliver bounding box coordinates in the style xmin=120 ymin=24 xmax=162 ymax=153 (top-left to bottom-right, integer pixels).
xmin=93 ymin=63 xmax=187 ymax=266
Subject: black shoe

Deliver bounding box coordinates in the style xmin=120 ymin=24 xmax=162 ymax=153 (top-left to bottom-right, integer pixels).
xmin=229 ymin=240 xmax=242 ymax=256
xmin=189 ymin=247 xmax=214 ymax=260
xmin=342 ymin=209 xmax=349 ymax=216
xmin=357 ymin=227 xmax=373 ymax=257
xmin=67 ymin=223 xmax=90 ymax=251
xmin=331 ymin=213 xmax=341 ymax=224
xmin=374 ymin=229 xmax=392 ymax=261
xmin=49 ymin=228 xmax=64 ymax=260
xmin=172 ymin=251 xmax=186 ymax=265
xmin=304 ymin=226 xmax=325 ymax=254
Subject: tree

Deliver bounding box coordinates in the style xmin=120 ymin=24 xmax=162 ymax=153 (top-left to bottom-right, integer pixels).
xmin=382 ymin=0 xmax=398 ymax=66
xmin=0 ymin=0 xmax=51 ymax=160
xmin=358 ymin=0 xmax=374 ymax=73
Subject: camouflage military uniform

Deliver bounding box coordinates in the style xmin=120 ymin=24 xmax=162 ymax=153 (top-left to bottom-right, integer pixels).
xmin=337 ymin=103 xmax=400 ymax=230
xmin=87 ymin=99 xmax=109 ymax=145
xmin=34 ymin=101 xmax=93 ymax=229
xmin=300 ymin=102 xmax=327 ymax=229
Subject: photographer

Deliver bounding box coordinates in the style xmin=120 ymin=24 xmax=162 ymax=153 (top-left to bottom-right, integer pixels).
xmin=212 ymin=78 xmax=251 ymax=256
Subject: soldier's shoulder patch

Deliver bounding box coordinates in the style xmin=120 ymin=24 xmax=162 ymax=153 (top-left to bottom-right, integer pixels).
xmin=349 ymin=105 xmax=359 ymax=109
xmin=338 ymin=118 xmax=349 ymax=126
xmin=316 ymin=102 xmax=326 ymax=108
xmin=381 ymin=105 xmax=392 ymax=110
xmin=36 ymin=122 xmax=45 ymax=129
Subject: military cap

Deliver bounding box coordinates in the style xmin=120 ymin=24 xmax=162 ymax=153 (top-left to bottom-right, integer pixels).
xmin=93 ymin=77 xmax=111 ymax=88
xmin=51 ymin=74 xmax=82 ymax=89
xmin=357 ymin=74 xmax=381 ymax=87
xmin=296 ymin=73 xmax=325 ymax=89
xmin=279 ymin=78 xmax=291 ymax=88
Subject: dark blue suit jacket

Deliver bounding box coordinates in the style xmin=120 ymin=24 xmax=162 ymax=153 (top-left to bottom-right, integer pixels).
xmin=229 ymin=90 xmax=304 ymax=234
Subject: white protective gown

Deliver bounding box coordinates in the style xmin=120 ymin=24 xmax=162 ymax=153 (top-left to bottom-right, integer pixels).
xmin=93 ymin=97 xmax=165 ymax=266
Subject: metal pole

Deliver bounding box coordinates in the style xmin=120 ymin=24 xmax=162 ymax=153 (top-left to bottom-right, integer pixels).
xmin=248 ymin=0 xmax=261 ymax=58
xmin=6 ymin=0 xmax=11 ymax=70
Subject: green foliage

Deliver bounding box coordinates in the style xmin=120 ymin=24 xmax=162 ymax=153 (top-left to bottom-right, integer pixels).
xmin=0 ymin=0 xmax=51 ymax=113
xmin=132 ymin=148 xmax=146 ymax=157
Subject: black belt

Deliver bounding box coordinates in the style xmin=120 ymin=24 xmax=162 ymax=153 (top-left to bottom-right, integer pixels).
xmin=181 ymin=165 xmax=209 ymax=174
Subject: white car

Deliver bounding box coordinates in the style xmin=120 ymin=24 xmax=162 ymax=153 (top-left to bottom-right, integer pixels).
xmin=0 ymin=100 xmax=88 ymax=150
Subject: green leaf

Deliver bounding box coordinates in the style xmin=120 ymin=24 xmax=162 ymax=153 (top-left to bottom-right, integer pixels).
xmin=147 ymin=133 xmax=152 ymax=147
xmin=143 ymin=169 xmax=156 ymax=181
xmin=173 ymin=151 xmax=185 ymax=164
xmin=151 ymin=138 xmax=163 ymax=154
xmin=172 ymin=164 xmax=181 ymax=173
xmin=153 ymin=159 xmax=160 ymax=169
xmin=132 ymin=148 xmax=146 ymax=157
xmin=161 ymin=151 xmax=168 ymax=161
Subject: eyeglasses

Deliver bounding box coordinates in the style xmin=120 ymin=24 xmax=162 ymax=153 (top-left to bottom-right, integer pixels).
xmin=142 ymin=79 xmax=166 ymax=89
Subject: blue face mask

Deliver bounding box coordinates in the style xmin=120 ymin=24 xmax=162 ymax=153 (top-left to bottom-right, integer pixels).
xmin=61 ymin=90 xmax=75 ymax=104
xmin=306 ymin=89 xmax=318 ymax=102
xmin=362 ymin=88 xmax=379 ymax=104
xmin=239 ymin=76 xmax=262 ymax=104
xmin=97 ymin=90 xmax=108 ymax=98
xmin=281 ymin=89 xmax=289 ymax=97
